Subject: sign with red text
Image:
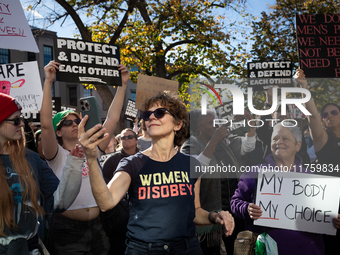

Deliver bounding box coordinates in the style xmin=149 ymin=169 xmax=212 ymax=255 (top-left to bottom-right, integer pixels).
xmin=0 ymin=0 xmax=39 ymax=53
xmin=55 ymin=38 xmax=121 ymax=85
xmin=247 ymin=61 xmax=293 ymax=91
xmin=296 ymin=14 xmax=340 ymax=78
xmin=135 ymin=74 xmax=178 ymax=110
xmin=0 ymin=61 xmax=42 ymax=112
xmin=254 ymin=171 xmax=340 ymax=235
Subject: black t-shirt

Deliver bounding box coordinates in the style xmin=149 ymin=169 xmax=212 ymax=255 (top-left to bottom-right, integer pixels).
xmin=315 ymin=135 xmax=340 ymax=177
xmin=115 ymin=152 xmax=198 ymax=243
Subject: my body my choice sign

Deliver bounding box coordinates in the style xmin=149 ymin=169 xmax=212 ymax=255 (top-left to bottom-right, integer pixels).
xmin=254 ymin=171 xmax=340 ymax=235
xmin=55 ymin=38 xmax=121 ymax=86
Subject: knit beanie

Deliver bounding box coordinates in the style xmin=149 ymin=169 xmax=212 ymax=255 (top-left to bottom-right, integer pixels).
xmin=0 ymin=93 xmax=22 ymax=123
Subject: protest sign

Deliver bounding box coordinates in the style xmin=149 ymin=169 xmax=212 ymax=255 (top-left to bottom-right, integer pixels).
xmin=288 ymin=104 xmax=306 ymax=119
xmin=135 ymin=74 xmax=178 ymax=110
xmin=215 ymin=101 xmax=234 ymax=121
xmin=254 ymin=171 xmax=340 ymax=235
xmin=0 ymin=61 xmax=42 ymax=112
xmin=0 ymin=0 xmax=39 ymax=53
xmin=23 ymin=97 xmax=61 ymax=126
xmin=247 ymin=61 xmax=292 ymax=91
xmin=296 ymin=14 xmax=340 ymax=78
xmin=55 ymin=38 xmax=121 ymax=86
xmin=124 ymin=99 xmax=138 ymax=122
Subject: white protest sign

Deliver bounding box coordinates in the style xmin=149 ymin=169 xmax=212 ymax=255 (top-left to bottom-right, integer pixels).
xmin=0 ymin=0 xmax=39 ymax=53
xmin=0 ymin=61 xmax=42 ymax=112
xmin=254 ymin=171 xmax=340 ymax=235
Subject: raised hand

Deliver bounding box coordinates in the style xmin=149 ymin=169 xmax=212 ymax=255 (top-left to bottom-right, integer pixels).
xmin=44 ymin=60 xmax=60 ymax=83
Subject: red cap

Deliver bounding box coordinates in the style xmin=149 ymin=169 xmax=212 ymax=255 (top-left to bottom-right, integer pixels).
xmin=0 ymin=93 xmax=22 ymax=123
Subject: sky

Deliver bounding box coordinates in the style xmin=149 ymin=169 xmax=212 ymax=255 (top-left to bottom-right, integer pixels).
xmin=19 ymin=0 xmax=276 ymax=39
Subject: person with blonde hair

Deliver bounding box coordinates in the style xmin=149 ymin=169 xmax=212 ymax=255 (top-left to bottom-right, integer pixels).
xmin=0 ymin=93 xmax=83 ymax=254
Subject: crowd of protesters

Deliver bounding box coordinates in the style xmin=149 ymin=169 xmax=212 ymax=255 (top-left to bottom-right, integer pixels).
xmin=1 ymin=61 xmax=340 ymax=255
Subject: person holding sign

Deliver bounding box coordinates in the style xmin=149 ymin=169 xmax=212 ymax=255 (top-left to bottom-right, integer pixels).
xmin=78 ymin=91 xmax=234 ymax=255
xmin=0 ymin=93 xmax=84 ymax=254
xmin=231 ymin=123 xmax=324 ymax=254
xmin=295 ymin=69 xmax=340 ymax=255
xmin=40 ymin=61 xmax=129 ymax=255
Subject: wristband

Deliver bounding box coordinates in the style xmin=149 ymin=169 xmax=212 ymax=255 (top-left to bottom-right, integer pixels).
xmin=208 ymin=210 xmax=219 ymax=224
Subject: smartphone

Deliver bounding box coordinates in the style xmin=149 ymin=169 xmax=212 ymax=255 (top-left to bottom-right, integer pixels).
xmin=79 ymin=96 xmax=103 ymax=138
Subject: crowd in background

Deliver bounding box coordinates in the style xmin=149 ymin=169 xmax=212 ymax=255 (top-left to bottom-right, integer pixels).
xmin=1 ymin=64 xmax=340 ymax=255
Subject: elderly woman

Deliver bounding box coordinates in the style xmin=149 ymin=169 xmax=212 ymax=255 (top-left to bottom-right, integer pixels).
xmin=79 ymin=92 xmax=235 ymax=254
xmin=231 ymin=123 xmax=324 ymax=254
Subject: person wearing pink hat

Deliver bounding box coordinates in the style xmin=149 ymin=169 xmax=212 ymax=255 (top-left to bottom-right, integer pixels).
xmin=0 ymin=93 xmax=83 ymax=254
xmin=40 ymin=60 xmax=129 ymax=255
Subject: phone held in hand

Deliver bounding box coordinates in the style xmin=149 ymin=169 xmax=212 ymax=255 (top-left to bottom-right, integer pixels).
xmin=79 ymin=96 xmax=103 ymax=138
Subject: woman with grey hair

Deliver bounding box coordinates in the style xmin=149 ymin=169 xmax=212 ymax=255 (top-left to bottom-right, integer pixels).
xmin=231 ymin=123 xmax=324 ymax=254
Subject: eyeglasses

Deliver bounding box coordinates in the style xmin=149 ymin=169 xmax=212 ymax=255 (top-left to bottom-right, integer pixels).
xmin=321 ymin=110 xmax=339 ymax=119
xmin=5 ymin=116 xmax=24 ymax=126
xmin=142 ymin=108 xmax=175 ymax=121
xmin=60 ymin=119 xmax=81 ymax=127
xmin=121 ymin=135 xmax=136 ymax=140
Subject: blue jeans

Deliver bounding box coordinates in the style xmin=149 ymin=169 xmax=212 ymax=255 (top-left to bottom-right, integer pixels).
xmin=125 ymin=233 xmax=203 ymax=255
xmin=46 ymin=213 xmax=110 ymax=255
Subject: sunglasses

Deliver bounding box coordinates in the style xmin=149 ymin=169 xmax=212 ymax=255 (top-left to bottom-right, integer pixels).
xmin=142 ymin=108 xmax=175 ymax=121
xmin=121 ymin=135 xmax=136 ymax=140
xmin=60 ymin=119 xmax=81 ymax=127
xmin=5 ymin=116 xmax=24 ymax=126
xmin=321 ymin=110 xmax=339 ymax=119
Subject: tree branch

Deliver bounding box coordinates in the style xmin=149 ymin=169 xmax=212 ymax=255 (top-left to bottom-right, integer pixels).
xmin=56 ymin=0 xmax=91 ymax=40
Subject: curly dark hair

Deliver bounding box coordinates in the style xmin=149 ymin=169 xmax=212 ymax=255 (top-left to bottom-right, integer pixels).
xmin=320 ymin=103 xmax=340 ymax=137
xmin=142 ymin=91 xmax=189 ymax=147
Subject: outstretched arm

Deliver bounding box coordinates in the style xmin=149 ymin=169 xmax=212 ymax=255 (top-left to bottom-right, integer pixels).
xmin=294 ymin=69 xmax=328 ymax=152
xmin=78 ymin=116 xmax=131 ymax=211
xmin=40 ymin=61 xmax=60 ymax=160
xmin=99 ymin=65 xmax=129 ymax=152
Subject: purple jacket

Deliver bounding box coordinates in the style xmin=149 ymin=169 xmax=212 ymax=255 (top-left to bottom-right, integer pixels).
xmin=231 ymin=154 xmax=324 ymax=255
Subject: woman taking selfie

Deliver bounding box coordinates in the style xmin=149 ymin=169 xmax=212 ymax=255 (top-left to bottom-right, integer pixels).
xmin=79 ymin=91 xmax=235 ymax=254
xmin=0 ymin=93 xmax=83 ymax=254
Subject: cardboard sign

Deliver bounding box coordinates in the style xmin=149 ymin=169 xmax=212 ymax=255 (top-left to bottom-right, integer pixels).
xmin=0 ymin=61 xmax=42 ymax=112
xmin=55 ymin=38 xmax=121 ymax=85
xmin=0 ymin=0 xmax=39 ymax=53
xmin=135 ymin=74 xmax=178 ymax=110
xmin=124 ymin=99 xmax=138 ymax=121
xmin=296 ymin=14 xmax=340 ymax=78
xmin=254 ymin=171 xmax=340 ymax=235
xmin=247 ymin=61 xmax=292 ymax=91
